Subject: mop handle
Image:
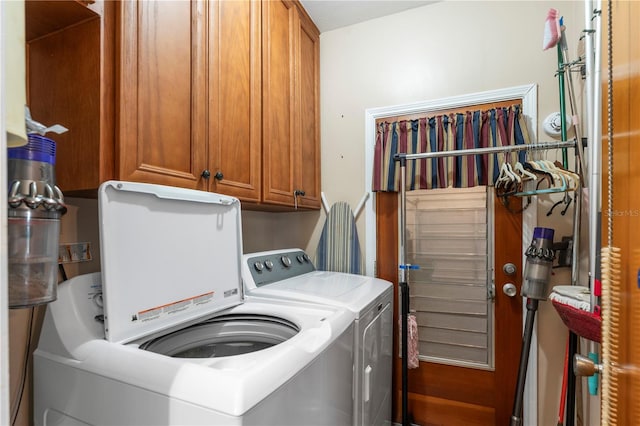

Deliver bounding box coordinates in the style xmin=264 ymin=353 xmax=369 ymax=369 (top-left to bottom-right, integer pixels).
xmin=557 ymin=334 xmax=570 ymax=425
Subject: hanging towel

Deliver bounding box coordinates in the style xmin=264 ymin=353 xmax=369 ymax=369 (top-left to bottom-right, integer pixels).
xmin=315 ymin=201 xmax=364 ymax=274
xmin=408 ymin=313 xmax=420 ymax=369
xmin=397 ymin=313 xmax=420 ymax=369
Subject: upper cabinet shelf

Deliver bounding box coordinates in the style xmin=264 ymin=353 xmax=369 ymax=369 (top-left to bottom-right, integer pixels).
xmin=26 ymin=0 xmax=115 ymax=197
xmin=26 ymin=1 xmax=98 ymax=42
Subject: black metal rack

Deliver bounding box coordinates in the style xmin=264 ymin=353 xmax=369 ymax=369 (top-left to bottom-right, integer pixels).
xmin=393 ymin=138 xmax=578 ymax=426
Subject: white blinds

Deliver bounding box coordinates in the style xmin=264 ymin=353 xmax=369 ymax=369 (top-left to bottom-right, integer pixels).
xmin=406 ymin=186 xmax=493 ymax=369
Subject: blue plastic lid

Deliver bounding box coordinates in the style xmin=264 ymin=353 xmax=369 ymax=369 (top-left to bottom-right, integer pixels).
xmin=8 ymin=134 xmax=56 ymax=164
xmin=533 ymin=227 xmax=554 ymax=241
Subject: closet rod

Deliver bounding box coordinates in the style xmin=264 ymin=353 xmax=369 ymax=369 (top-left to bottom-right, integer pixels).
xmin=395 ymin=139 xmax=577 ymax=161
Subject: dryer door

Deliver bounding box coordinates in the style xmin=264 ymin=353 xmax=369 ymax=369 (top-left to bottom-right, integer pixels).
xmin=361 ymin=301 xmax=392 ymax=426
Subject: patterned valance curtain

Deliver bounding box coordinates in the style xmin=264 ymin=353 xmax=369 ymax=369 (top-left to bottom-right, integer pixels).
xmin=372 ymin=105 xmax=531 ymax=192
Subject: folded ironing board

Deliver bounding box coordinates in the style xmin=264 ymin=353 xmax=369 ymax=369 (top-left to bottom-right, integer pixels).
xmin=315 ymin=201 xmax=364 ymax=275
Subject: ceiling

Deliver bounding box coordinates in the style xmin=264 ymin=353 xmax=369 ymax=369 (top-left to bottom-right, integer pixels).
xmin=299 ymin=0 xmax=436 ymax=33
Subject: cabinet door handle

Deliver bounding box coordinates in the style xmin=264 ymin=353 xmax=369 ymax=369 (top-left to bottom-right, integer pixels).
xmin=201 ymin=170 xmax=211 ymax=179
xmin=293 ymin=189 xmax=305 ymax=209
xmin=214 ymin=171 xmax=224 ymax=181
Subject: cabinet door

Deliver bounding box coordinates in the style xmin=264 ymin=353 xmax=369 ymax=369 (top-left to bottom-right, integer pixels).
xmin=262 ymin=0 xmax=321 ymax=209
xmin=295 ymin=9 xmax=321 ymax=209
xmin=208 ymin=0 xmax=261 ymax=202
xmin=262 ymin=0 xmax=297 ymax=206
xmin=118 ymin=0 xmax=207 ymax=189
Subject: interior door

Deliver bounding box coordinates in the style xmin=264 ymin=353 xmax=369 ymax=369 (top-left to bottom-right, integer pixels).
xmin=376 ymin=189 xmax=523 ymax=425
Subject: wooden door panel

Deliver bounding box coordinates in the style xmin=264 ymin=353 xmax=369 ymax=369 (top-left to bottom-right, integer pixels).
xmin=137 ymin=1 xmax=190 ymax=172
xmin=118 ymin=0 xmax=207 ymax=188
xmin=406 ymin=363 xmax=495 ymax=406
xmin=262 ymin=0 xmax=296 ymax=205
xmin=603 ymin=1 xmax=640 ymax=422
xmin=377 ymin=190 xmax=522 ymax=425
xmin=296 ymin=10 xmax=321 ymax=209
xmin=492 ymin=195 xmax=524 ymax=424
xmin=627 ymin=3 xmax=640 ymax=422
xmin=376 ymin=192 xmax=401 ymax=420
xmin=261 ymin=0 xmax=320 ymax=209
xmin=406 ymin=393 xmax=495 ymax=426
xmin=208 ymin=0 xmax=261 ymax=202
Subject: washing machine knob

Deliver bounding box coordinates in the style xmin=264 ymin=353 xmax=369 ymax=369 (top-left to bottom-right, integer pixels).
xmin=264 ymin=260 xmax=274 ymax=270
xmin=281 ymin=256 xmax=292 ymax=267
xmin=253 ymin=261 xmax=264 ymax=272
xmin=93 ymin=292 xmax=103 ymax=308
xmin=303 ymin=254 xmax=311 ymax=262
xmin=296 ymin=254 xmax=305 ymax=264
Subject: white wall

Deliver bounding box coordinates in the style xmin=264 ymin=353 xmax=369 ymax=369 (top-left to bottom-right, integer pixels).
xmin=241 ymin=210 xmax=321 ymax=254
xmin=317 ymin=1 xmax=586 ymax=424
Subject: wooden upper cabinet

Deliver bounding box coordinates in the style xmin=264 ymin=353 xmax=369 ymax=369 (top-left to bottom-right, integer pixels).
xmin=26 ymin=0 xmax=319 ymax=209
xmin=119 ymin=0 xmax=262 ymax=199
xmin=262 ymin=0 xmax=320 ymax=209
xmin=208 ymin=0 xmax=262 ymax=202
xmin=118 ymin=0 xmax=207 ymax=189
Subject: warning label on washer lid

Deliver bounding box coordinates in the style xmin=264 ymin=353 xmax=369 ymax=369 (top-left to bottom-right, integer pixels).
xmin=132 ymin=292 xmax=214 ymax=322
xmin=224 ymin=288 xmax=238 ymax=298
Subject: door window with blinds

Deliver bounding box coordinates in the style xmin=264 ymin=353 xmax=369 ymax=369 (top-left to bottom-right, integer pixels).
xmin=406 ymin=186 xmax=494 ymax=370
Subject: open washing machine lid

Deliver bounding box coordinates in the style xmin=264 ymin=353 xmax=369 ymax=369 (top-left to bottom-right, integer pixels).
xmin=98 ymin=181 xmax=244 ymax=344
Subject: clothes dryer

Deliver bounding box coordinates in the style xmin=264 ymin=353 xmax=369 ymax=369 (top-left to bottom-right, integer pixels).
xmin=242 ymin=249 xmax=393 ymax=426
xmin=34 ymin=182 xmax=354 ymax=426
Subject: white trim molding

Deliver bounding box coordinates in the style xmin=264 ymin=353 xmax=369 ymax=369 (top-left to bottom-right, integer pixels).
xmin=1 ymin=2 xmax=10 ymax=424
xmin=363 ymin=84 xmax=538 ymax=426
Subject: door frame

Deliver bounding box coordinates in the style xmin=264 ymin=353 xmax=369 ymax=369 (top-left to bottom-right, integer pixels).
xmin=1 ymin=2 xmax=10 ymax=422
xmin=362 ymin=84 xmax=539 ymax=425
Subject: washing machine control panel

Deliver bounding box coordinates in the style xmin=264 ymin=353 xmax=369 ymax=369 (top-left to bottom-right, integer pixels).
xmin=245 ymin=250 xmax=315 ymax=287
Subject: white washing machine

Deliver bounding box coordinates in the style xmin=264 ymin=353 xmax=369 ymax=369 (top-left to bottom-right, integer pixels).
xmin=241 ymin=249 xmax=393 ymax=426
xmin=34 ymin=182 xmax=355 ymax=426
